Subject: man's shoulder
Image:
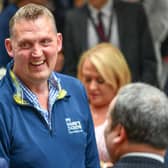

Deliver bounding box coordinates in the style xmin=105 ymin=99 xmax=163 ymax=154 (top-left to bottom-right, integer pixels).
xmin=55 ymin=72 xmax=87 ymax=101
xmin=55 ymin=72 xmax=79 ymax=81
xmin=55 ymin=72 xmax=83 ymax=88
xmin=0 ymin=76 xmax=13 ymax=108
xmin=0 ymin=75 xmax=10 ymax=93
xmin=114 ymin=0 xmax=144 ymax=13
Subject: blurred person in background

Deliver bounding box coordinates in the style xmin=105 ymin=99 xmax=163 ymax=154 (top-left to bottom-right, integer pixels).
xmin=77 ymin=42 xmax=131 ymax=168
xmin=63 ymin=0 xmax=158 ymax=87
xmin=142 ymin=0 xmax=168 ymax=88
xmin=0 ymin=0 xmax=3 ymax=11
xmin=162 ymin=36 xmax=168 ymax=96
xmin=52 ymin=0 xmax=85 ymax=33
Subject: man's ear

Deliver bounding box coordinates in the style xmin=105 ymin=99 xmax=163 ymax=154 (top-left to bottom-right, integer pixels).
xmin=5 ymin=38 xmax=14 ymax=58
xmin=113 ymin=124 xmax=127 ymax=144
xmin=57 ymin=33 xmax=62 ymax=52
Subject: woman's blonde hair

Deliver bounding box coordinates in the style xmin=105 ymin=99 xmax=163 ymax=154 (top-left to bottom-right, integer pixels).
xmin=77 ymin=42 xmax=131 ymax=91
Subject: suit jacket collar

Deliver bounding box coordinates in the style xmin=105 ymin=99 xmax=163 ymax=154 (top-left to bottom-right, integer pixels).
xmin=114 ymin=156 xmax=165 ymax=168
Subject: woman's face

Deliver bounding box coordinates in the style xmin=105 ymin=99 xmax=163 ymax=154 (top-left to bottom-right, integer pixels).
xmin=81 ymin=58 xmax=116 ymax=108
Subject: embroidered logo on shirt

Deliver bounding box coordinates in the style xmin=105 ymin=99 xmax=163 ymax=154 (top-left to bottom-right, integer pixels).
xmin=65 ymin=118 xmax=83 ymax=134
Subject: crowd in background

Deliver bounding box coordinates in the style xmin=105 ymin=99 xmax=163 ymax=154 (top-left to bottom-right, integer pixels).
xmin=0 ymin=0 xmax=167 ymax=89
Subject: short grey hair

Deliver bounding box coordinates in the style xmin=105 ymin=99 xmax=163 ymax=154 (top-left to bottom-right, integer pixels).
xmin=9 ymin=3 xmax=57 ymax=37
xmin=111 ymin=82 xmax=168 ymax=149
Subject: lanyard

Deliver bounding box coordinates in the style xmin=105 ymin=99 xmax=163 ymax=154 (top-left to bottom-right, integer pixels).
xmin=87 ymin=6 xmax=113 ymax=42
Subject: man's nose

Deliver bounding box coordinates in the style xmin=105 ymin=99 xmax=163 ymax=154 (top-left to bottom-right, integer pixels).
xmin=31 ymin=44 xmax=43 ymax=57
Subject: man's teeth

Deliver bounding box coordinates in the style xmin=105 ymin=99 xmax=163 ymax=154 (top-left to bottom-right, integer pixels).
xmin=31 ymin=61 xmax=44 ymax=65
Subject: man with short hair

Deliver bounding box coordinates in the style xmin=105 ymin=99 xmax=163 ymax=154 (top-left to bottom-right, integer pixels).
xmin=0 ymin=0 xmax=52 ymax=68
xmin=105 ymin=82 xmax=168 ymax=168
xmin=0 ymin=3 xmax=100 ymax=168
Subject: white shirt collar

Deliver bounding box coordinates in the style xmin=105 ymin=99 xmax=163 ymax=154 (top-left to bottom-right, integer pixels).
xmin=121 ymin=152 xmax=164 ymax=163
xmin=88 ymin=0 xmax=113 ymax=20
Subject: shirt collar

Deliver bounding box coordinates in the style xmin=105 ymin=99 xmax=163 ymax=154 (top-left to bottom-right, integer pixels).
xmin=9 ymin=68 xmax=67 ymax=105
xmin=88 ymin=0 xmax=113 ymax=19
xmin=12 ymin=70 xmax=60 ymax=93
xmin=122 ymin=152 xmax=164 ymax=163
xmin=48 ymin=71 xmax=60 ymax=91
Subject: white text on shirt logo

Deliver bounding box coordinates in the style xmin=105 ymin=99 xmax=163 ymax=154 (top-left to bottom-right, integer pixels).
xmin=65 ymin=118 xmax=83 ymax=134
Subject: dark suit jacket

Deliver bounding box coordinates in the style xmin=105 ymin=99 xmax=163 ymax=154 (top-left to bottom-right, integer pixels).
xmin=63 ymin=0 xmax=158 ymax=86
xmin=113 ymin=156 xmax=166 ymax=168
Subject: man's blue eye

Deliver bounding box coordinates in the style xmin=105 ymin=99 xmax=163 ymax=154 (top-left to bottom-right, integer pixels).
xmin=20 ymin=43 xmax=31 ymax=49
xmin=42 ymin=39 xmax=51 ymax=45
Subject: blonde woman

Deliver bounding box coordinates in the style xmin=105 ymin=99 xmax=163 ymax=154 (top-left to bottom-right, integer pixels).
xmin=77 ymin=43 xmax=131 ymax=167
